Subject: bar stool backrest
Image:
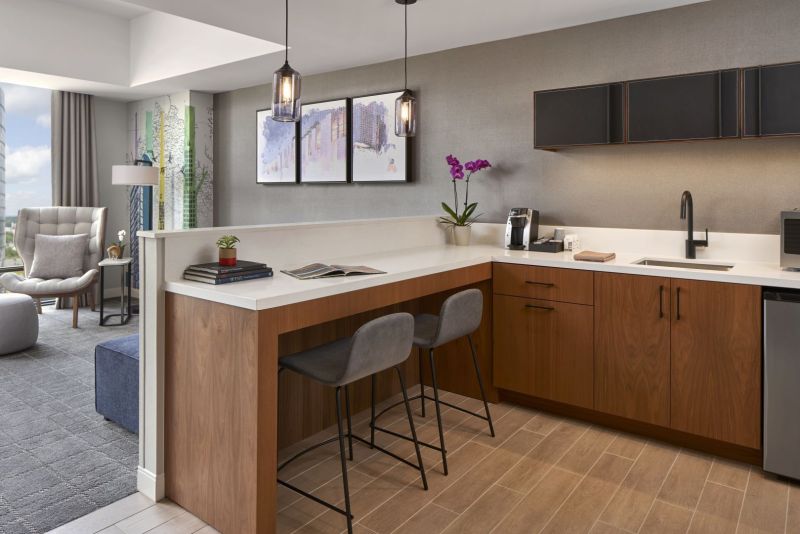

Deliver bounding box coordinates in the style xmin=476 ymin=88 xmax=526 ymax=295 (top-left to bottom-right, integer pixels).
xmin=431 ymin=288 xmax=483 ymax=347
xmin=341 ymin=312 xmax=415 ymax=384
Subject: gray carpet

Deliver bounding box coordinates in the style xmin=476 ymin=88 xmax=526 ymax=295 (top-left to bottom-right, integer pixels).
xmin=0 ymin=302 xmax=139 ymax=534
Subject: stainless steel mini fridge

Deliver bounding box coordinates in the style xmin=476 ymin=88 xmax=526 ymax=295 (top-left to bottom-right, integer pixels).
xmin=763 ymin=288 xmax=800 ymax=481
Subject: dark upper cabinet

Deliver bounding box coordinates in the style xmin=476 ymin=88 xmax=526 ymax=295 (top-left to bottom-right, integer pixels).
xmin=534 ymin=83 xmax=624 ymax=149
xmin=627 ymin=70 xmax=739 ymax=142
xmin=744 ymin=62 xmax=800 ymax=137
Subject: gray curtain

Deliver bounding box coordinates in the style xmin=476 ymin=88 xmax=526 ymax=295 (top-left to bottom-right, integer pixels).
xmin=51 ymin=91 xmax=99 ymax=308
xmin=51 ymin=91 xmax=99 ymax=207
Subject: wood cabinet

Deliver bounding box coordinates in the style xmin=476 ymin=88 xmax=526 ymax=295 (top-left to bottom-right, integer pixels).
xmin=594 ymin=273 xmax=671 ymax=426
xmin=627 ymin=70 xmax=739 ymax=142
xmin=670 ymin=279 xmax=762 ymax=449
xmin=534 ymin=83 xmax=624 ymax=149
xmin=493 ymin=294 xmax=594 ymax=408
xmin=744 ymin=61 xmax=800 ymax=137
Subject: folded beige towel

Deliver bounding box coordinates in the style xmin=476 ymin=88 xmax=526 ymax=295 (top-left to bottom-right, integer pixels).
xmin=574 ymin=250 xmax=616 ymax=262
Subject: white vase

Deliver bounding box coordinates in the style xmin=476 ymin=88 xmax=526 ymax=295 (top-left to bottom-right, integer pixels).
xmin=452 ymin=225 xmax=472 ymax=246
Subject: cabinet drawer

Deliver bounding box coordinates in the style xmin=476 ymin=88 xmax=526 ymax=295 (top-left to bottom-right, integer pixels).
xmin=493 ymin=263 xmax=594 ymax=305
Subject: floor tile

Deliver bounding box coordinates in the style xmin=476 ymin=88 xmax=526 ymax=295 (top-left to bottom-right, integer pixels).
xmin=687 ymin=481 xmax=744 ymax=534
xmin=657 ymin=450 xmax=713 ymax=509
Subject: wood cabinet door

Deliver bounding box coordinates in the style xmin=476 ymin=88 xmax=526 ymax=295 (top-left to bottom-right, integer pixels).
xmin=594 ymin=273 xmax=671 ymax=426
xmin=493 ymin=294 xmax=533 ymax=395
xmin=528 ymin=298 xmax=594 ymax=408
xmin=670 ymin=279 xmax=762 ymax=449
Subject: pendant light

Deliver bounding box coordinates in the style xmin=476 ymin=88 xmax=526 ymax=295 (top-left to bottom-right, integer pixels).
xmin=272 ymin=0 xmax=301 ymax=122
xmin=395 ymin=0 xmax=417 ymax=137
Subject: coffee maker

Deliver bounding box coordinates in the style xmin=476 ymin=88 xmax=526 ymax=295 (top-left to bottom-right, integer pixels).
xmin=505 ymin=208 xmax=539 ymax=250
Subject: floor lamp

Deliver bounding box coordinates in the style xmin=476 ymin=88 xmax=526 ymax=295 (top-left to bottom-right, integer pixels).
xmin=111 ymin=161 xmax=159 ymax=314
xmin=112 ymin=160 xmax=159 ymax=231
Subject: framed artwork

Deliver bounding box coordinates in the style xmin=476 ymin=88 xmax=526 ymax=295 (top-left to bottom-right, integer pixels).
xmin=256 ymin=108 xmax=298 ymax=184
xmin=351 ymin=90 xmax=410 ymax=183
xmin=299 ymin=99 xmax=349 ymax=183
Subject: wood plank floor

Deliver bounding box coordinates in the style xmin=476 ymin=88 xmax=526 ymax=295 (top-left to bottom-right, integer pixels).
xmin=52 ymin=390 xmax=800 ymax=534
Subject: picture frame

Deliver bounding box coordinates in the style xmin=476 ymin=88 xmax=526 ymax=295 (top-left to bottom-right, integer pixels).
xmin=350 ymin=90 xmax=411 ymax=183
xmin=256 ymin=108 xmax=299 ymax=184
xmin=299 ymin=98 xmax=350 ymax=184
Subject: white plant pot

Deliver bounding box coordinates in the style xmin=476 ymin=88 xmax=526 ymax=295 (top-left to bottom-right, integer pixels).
xmin=452 ymin=225 xmax=472 ymax=246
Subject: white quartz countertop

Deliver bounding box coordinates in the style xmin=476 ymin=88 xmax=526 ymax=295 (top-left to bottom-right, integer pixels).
xmin=163 ymin=244 xmax=800 ymax=310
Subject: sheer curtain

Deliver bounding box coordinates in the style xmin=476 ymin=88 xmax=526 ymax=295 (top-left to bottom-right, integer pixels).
xmin=51 ymin=91 xmax=99 ymax=207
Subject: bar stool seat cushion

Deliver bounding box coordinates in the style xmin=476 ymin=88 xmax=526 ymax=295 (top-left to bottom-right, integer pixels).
xmin=279 ymin=338 xmax=352 ymax=387
xmin=412 ymin=313 xmax=440 ymax=349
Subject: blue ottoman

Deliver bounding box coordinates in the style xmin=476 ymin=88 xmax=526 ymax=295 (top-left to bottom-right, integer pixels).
xmin=95 ymin=334 xmax=139 ymax=434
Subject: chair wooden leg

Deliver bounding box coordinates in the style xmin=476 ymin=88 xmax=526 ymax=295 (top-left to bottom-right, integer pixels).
xmin=89 ymin=290 xmax=96 ymax=312
xmin=72 ymin=295 xmax=79 ymax=328
xmin=35 ymin=299 xmax=42 ymax=314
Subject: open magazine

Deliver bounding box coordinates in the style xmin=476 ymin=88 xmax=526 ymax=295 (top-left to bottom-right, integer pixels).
xmin=281 ymin=263 xmax=385 ymax=280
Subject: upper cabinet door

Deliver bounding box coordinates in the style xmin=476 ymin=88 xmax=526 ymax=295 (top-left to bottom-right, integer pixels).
xmin=534 ymin=83 xmax=624 ymax=149
xmin=627 ymin=70 xmax=739 ymax=142
xmin=744 ymin=62 xmax=800 ymax=137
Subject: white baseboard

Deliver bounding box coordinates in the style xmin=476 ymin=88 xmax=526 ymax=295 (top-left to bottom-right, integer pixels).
xmin=136 ymin=466 xmax=165 ymax=501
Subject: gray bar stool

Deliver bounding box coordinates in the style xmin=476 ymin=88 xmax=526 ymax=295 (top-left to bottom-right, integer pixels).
xmin=372 ymin=289 xmax=495 ymax=476
xmin=277 ymin=312 xmax=428 ymax=534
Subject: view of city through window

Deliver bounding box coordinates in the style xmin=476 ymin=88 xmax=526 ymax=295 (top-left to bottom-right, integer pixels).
xmin=0 ymin=82 xmax=51 ymax=269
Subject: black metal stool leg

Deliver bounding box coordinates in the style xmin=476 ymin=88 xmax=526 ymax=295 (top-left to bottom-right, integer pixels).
xmin=428 ymin=348 xmax=449 ymax=476
xmin=395 ymin=367 xmax=429 ymax=490
xmin=344 ymin=384 xmax=354 ymax=460
xmin=468 ymin=334 xmax=495 ymax=437
xmin=335 ymin=387 xmax=354 ymax=533
xmin=418 ymin=349 xmax=426 ymax=417
xmin=370 ymin=374 xmax=376 ymax=449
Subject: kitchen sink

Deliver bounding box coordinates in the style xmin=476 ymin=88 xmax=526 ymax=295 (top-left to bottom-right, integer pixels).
xmin=633 ymin=258 xmax=734 ymax=271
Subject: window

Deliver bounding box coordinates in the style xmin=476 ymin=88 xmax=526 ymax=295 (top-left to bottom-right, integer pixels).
xmin=0 ymin=82 xmax=51 ymax=273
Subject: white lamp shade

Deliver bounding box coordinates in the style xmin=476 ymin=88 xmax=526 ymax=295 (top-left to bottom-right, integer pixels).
xmin=112 ymin=164 xmax=159 ymax=186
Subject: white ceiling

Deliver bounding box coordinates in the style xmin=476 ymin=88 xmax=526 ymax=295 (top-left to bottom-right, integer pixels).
xmin=1 ymin=0 xmax=707 ymax=101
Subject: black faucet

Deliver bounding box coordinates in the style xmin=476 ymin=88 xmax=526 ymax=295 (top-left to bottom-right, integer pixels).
xmin=679 ymin=190 xmax=708 ymax=259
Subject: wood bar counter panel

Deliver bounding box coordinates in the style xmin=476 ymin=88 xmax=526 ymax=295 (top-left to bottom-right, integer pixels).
xmin=164 ymin=263 xmax=493 ymax=534
xmin=165 ymin=293 xmax=266 ymax=534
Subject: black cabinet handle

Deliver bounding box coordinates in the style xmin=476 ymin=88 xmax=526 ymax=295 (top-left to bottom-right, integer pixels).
xmin=676 ymin=287 xmax=682 ymax=320
xmin=659 ymin=285 xmax=664 ymax=318
xmin=526 ymin=281 xmax=554 ymax=287
xmin=525 ymin=304 xmax=554 ymax=311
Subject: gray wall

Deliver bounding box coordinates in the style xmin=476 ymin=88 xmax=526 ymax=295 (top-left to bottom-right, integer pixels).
xmin=95 ymin=97 xmax=129 ymax=292
xmin=215 ymin=0 xmax=800 ymax=235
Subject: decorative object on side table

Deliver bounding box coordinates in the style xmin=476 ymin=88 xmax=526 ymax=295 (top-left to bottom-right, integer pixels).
xmin=106 ymin=229 xmax=127 ymax=260
xmin=216 ymin=235 xmax=240 ymax=266
xmin=439 ymin=154 xmax=492 ymax=246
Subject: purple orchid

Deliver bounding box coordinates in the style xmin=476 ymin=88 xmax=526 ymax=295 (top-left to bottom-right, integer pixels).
xmin=441 ymin=154 xmax=493 ymax=227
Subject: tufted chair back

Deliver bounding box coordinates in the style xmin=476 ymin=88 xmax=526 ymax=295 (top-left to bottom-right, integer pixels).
xmin=14 ymin=207 xmax=107 ymax=278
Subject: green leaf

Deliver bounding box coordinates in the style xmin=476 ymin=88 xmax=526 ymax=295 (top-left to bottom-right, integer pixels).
xmin=441 ymin=202 xmax=459 ymax=220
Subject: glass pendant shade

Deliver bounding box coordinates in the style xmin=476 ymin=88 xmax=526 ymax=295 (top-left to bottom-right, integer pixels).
xmin=272 ymin=62 xmax=301 ymax=122
xmin=395 ymin=90 xmax=416 ymax=137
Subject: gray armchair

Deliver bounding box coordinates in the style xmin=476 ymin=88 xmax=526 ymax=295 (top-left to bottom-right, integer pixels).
xmin=0 ymin=207 xmax=107 ymax=328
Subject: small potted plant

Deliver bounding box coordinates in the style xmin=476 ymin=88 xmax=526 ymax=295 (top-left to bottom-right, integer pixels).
xmin=107 ymin=229 xmax=126 ymax=259
xmin=216 ymin=235 xmax=240 ymax=266
xmin=439 ymin=155 xmax=492 ymax=246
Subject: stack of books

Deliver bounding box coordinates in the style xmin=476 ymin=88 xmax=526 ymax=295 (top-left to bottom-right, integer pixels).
xmin=183 ymin=260 xmax=273 ymax=285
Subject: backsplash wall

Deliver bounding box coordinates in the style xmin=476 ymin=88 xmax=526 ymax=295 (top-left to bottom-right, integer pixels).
xmin=214 ymin=0 xmax=800 ymax=234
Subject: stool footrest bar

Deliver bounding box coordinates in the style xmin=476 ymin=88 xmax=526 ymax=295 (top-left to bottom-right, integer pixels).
xmin=278 ymin=479 xmax=353 ymax=518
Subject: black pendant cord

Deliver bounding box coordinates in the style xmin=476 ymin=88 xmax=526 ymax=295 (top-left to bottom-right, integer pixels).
xmin=404 ymin=1 xmax=408 ymax=90
xmin=284 ymin=0 xmax=289 ymax=64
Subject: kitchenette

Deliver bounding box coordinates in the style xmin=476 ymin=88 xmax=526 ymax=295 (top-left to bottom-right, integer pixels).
xmin=136 ymin=208 xmax=800 ymax=533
